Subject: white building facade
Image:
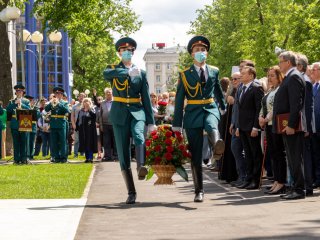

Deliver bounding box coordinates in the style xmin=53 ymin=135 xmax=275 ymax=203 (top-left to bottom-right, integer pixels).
xmin=143 ymin=45 xmax=185 ymax=94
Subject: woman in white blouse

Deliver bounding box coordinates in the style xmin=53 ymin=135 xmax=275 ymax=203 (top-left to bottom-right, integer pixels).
xmin=259 ymin=66 xmax=286 ymax=195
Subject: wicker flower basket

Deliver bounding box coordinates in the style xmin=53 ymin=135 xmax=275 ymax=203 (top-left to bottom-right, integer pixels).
xmin=152 ymin=165 xmax=176 ymax=185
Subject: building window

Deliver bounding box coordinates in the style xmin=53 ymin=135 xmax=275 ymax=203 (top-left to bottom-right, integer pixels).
xmin=156 ymin=75 xmax=161 ymax=83
xmin=155 ymin=63 xmax=161 ymax=70
xmin=167 ymin=63 xmax=171 ymax=70
xmin=156 ymin=87 xmax=161 ymax=94
xmin=167 ymin=75 xmax=172 ymax=84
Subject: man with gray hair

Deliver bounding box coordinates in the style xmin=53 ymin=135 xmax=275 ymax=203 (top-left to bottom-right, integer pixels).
xmin=296 ymin=53 xmax=314 ymax=196
xmin=273 ymin=51 xmax=306 ymax=200
xmin=100 ymin=87 xmax=117 ymax=161
xmin=310 ymin=62 xmax=320 ymax=190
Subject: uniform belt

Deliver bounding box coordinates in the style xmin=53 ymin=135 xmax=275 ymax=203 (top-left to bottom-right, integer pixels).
xmin=51 ymin=115 xmax=66 ymax=118
xmin=187 ymin=98 xmax=214 ymax=105
xmin=113 ymin=96 xmax=141 ymax=104
xmin=12 ymin=115 xmax=16 ymax=118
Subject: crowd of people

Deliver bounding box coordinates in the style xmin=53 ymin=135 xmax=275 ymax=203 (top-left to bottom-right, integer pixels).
xmin=0 ymin=35 xmax=319 ymax=204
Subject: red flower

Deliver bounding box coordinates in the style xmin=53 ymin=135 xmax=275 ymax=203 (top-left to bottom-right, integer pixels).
xmin=151 ymin=130 xmax=157 ymax=136
xmin=158 ymin=101 xmax=168 ymax=106
xmin=178 ymin=145 xmax=185 ymax=151
xmin=182 ymin=150 xmax=189 ymax=157
xmin=146 ymin=150 xmax=150 ymax=157
xmin=146 ymin=140 xmax=151 ymax=147
xmin=165 ymin=152 xmax=173 ymax=160
xmin=174 ymin=131 xmax=182 ymax=137
xmin=165 ymin=131 xmax=173 ymax=138
xmin=154 ymin=145 xmax=162 ymax=152
xmin=152 ymin=135 xmax=159 ymax=140
xmin=165 ymin=138 xmax=172 ymax=145
xmin=188 ymin=152 xmax=192 ymax=158
xmin=177 ymin=135 xmax=183 ymax=142
xmin=166 ymin=146 xmax=174 ymax=153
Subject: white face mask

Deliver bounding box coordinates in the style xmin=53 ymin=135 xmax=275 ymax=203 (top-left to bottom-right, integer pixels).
xmin=169 ymin=97 xmax=175 ymax=101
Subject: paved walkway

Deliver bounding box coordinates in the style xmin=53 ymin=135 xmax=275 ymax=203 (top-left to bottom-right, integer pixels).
xmin=1 ymin=161 xmax=320 ymax=239
xmin=75 ymin=162 xmax=320 ymax=240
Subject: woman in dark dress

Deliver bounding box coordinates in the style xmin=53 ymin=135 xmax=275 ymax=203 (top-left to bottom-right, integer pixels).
xmin=76 ymin=98 xmax=98 ymax=163
xmin=219 ymin=77 xmax=238 ymax=182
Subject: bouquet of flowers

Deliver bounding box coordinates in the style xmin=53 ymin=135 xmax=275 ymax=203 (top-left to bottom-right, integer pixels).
xmin=157 ymin=101 xmax=167 ymax=115
xmin=145 ymin=124 xmax=191 ymax=182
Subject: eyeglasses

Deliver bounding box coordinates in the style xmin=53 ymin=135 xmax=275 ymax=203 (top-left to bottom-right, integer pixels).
xmin=232 ymin=78 xmax=240 ymax=81
xmin=312 ymin=68 xmax=319 ymax=72
xmin=279 ymin=60 xmax=288 ymax=64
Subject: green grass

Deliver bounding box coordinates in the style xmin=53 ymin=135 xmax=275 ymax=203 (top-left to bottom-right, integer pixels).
xmin=0 ymin=164 xmax=93 ymax=199
xmin=2 ymin=153 xmax=87 ymax=161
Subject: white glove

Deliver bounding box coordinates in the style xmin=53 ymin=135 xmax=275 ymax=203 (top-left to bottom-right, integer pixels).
xmin=128 ymin=66 xmax=141 ymax=78
xmin=148 ymin=124 xmax=157 ymax=133
xmin=219 ymin=108 xmax=227 ymax=116
xmin=172 ymin=127 xmax=182 ymax=133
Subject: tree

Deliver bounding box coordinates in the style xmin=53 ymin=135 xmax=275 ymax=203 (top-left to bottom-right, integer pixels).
xmin=0 ymin=0 xmax=140 ymax=154
xmin=189 ymin=0 xmax=320 ymax=78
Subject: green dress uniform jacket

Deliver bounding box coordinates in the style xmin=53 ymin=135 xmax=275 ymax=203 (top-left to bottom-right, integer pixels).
xmin=45 ymin=100 xmax=70 ymax=162
xmin=6 ymin=98 xmax=30 ymax=163
xmin=173 ymin=65 xmax=226 ymax=129
xmin=103 ymin=62 xmax=155 ymax=126
xmin=103 ymin=62 xmax=155 ymax=170
xmin=173 ymin=64 xmax=226 ymax=168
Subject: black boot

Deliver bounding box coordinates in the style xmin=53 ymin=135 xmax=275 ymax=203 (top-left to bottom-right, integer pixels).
xmin=207 ymin=130 xmax=225 ymax=160
xmin=191 ymin=164 xmax=204 ymax=202
xmin=121 ymin=169 xmax=137 ymax=204
xmin=135 ymin=145 xmax=148 ymax=180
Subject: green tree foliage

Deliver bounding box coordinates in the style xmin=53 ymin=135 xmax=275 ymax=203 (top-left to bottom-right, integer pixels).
xmin=189 ymin=0 xmax=320 ymax=78
xmin=32 ymin=0 xmax=141 ymax=97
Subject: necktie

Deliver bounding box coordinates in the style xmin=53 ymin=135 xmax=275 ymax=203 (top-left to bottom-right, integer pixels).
xmin=240 ymin=86 xmax=246 ymax=102
xmin=200 ymin=67 xmax=206 ymax=85
xmin=313 ymin=83 xmax=319 ymax=96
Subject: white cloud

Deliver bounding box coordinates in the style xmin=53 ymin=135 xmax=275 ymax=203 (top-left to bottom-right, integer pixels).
xmin=125 ymin=0 xmax=212 ymax=69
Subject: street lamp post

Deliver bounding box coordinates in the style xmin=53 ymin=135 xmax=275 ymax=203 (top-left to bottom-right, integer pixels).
xmin=0 ymin=5 xmax=62 ymax=99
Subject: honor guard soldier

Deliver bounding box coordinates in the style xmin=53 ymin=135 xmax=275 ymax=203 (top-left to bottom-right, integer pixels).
xmin=172 ymin=36 xmax=227 ymax=202
xmin=103 ymin=37 xmax=156 ymax=204
xmin=24 ymin=95 xmax=40 ymax=160
xmin=6 ymin=84 xmax=30 ymax=164
xmin=45 ymin=87 xmax=70 ymax=163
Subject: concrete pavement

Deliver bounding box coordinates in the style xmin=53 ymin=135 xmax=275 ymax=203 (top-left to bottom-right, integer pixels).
xmin=1 ymin=161 xmax=320 ymax=239
xmin=75 ymin=162 xmax=320 ymax=240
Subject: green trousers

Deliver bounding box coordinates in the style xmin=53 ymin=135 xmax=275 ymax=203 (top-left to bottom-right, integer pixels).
xmin=50 ymin=128 xmax=67 ymax=162
xmin=185 ymin=112 xmax=219 ymax=167
xmin=11 ymin=129 xmax=28 ymax=162
xmin=113 ymin=114 xmax=145 ymax=170
xmin=28 ymin=132 xmax=36 ymax=159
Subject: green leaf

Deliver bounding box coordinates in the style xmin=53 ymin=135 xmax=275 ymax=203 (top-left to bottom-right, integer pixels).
xmin=146 ymin=168 xmax=154 ymax=181
xmin=176 ymin=166 xmax=188 ymax=182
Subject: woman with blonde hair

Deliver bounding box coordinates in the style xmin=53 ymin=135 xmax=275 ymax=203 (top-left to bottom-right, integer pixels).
xmin=259 ymin=66 xmax=286 ymax=194
xmin=76 ymin=98 xmax=98 ymax=163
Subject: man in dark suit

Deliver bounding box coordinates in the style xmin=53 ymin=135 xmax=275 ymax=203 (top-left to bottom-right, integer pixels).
xmin=236 ymin=66 xmax=264 ymax=189
xmin=273 ymin=51 xmax=306 ymax=200
xmin=297 ymin=54 xmax=314 ymax=196
xmin=310 ymin=62 xmax=320 ymax=189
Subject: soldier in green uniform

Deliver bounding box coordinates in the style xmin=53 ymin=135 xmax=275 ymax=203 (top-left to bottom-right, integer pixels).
xmin=172 ymin=36 xmax=227 ymax=202
xmin=6 ymin=85 xmax=30 ymax=164
xmin=103 ymin=37 xmax=156 ymax=204
xmin=45 ymin=87 xmax=70 ymax=163
xmin=24 ymin=95 xmax=40 ymax=160
xmin=0 ymin=102 xmax=3 ymax=159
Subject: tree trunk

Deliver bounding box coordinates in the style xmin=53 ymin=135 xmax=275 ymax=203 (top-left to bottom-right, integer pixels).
xmin=1 ymin=1 xmax=14 ymax=156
